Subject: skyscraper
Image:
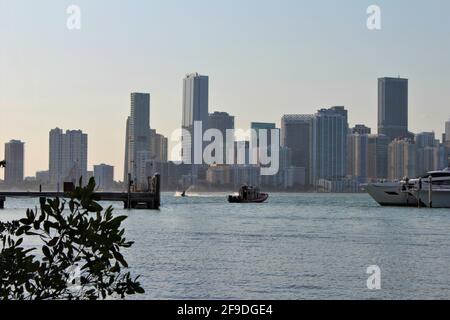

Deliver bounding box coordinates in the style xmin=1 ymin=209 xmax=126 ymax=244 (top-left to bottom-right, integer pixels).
xmin=347 ymin=133 xmax=369 ymax=182
xmin=150 ymin=129 xmax=169 ymax=163
xmin=124 ymin=93 xmax=151 ymax=185
xmin=415 ymin=132 xmax=439 ymax=175
xmin=182 ymin=73 xmax=209 ymax=164
xmin=352 ymin=124 xmax=372 ymax=135
xmin=388 ymin=138 xmax=417 ymax=180
xmin=49 ymin=128 xmax=88 ymax=186
xmin=4 ymin=140 xmax=24 ymax=185
xmin=281 ymin=115 xmax=314 ymax=185
xmin=367 ymin=134 xmax=390 ymax=180
xmin=94 ymin=164 xmax=114 ymax=190
xmin=205 ymin=111 xmax=234 ymax=163
xmin=378 ymin=77 xmax=409 ymax=140
xmin=311 ymin=107 xmax=348 ymax=184
xmin=250 ymin=122 xmax=277 ymax=166
xmin=446 ymin=119 xmax=450 ymax=142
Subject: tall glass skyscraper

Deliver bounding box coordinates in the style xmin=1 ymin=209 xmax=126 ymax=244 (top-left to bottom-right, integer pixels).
xmin=124 ymin=93 xmax=151 ymax=185
xmin=181 ymin=73 xmax=209 ymax=164
xmin=311 ymin=107 xmax=348 ymax=184
xmin=378 ymin=77 xmax=409 ymax=140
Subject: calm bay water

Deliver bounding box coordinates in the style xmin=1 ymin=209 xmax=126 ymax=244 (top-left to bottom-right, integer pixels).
xmin=2 ymin=193 xmax=450 ymax=300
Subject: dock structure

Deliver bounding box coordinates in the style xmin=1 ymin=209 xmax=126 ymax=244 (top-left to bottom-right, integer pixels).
xmin=0 ymin=174 xmax=161 ymax=210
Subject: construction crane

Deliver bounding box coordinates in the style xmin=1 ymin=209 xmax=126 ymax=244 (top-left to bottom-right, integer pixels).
xmin=0 ymin=160 xmax=5 ymax=168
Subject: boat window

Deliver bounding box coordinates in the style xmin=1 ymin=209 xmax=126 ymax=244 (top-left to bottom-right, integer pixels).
xmin=421 ymin=172 xmax=450 ymax=178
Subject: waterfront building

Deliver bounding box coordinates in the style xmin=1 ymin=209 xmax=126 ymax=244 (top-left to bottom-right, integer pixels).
xmin=281 ymin=114 xmax=314 ymax=185
xmin=124 ymin=93 xmax=151 ymax=185
xmin=208 ymin=111 xmax=235 ymax=162
xmin=150 ymin=129 xmax=168 ymax=163
xmin=445 ymin=119 xmax=450 ymax=142
xmin=347 ymin=133 xmax=369 ymax=183
xmin=49 ymin=128 xmax=88 ymax=186
xmin=367 ymin=134 xmax=390 ymax=180
xmin=378 ymin=77 xmax=409 ymax=140
xmin=415 ymin=132 xmax=440 ymax=175
xmin=311 ymin=107 xmax=348 ymax=184
xmin=181 ymin=73 xmax=209 ymax=164
xmin=94 ymin=164 xmax=114 ymax=190
xmin=388 ymin=138 xmax=417 ymax=180
xmin=4 ymin=140 xmax=24 ymax=185
xmin=352 ymin=124 xmax=372 ymax=135
xmin=36 ymin=171 xmax=50 ymax=184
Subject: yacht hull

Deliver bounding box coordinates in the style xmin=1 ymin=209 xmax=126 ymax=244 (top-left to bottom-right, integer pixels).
xmin=365 ymin=183 xmax=419 ymax=207
xmin=418 ymin=190 xmax=450 ymax=208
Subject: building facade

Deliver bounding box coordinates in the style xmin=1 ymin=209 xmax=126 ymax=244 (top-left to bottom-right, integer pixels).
xmin=378 ymin=77 xmax=409 ymax=140
xmin=388 ymin=138 xmax=417 ymax=180
xmin=311 ymin=107 xmax=348 ymax=184
xmin=281 ymin=114 xmax=314 ymax=186
xmin=93 ymin=164 xmax=114 ymax=190
xmin=4 ymin=140 xmax=24 ymax=185
xmin=182 ymin=73 xmax=209 ymax=164
xmin=124 ymin=93 xmax=151 ymax=185
xmin=49 ymin=129 xmax=88 ymax=186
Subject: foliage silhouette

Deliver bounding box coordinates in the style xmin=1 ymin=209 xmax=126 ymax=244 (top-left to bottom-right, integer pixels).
xmin=0 ymin=178 xmax=144 ymax=300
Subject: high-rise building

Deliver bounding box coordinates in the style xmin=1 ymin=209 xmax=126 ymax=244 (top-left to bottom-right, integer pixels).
xmin=150 ymin=129 xmax=168 ymax=163
xmin=124 ymin=93 xmax=151 ymax=185
xmin=352 ymin=124 xmax=372 ymax=135
xmin=181 ymin=73 xmax=209 ymax=164
xmin=251 ymin=122 xmax=278 ymax=166
xmin=49 ymin=129 xmax=88 ymax=186
xmin=367 ymin=134 xmax=390 ymax=180
xmin=94 ymin=164 xmax=114 ymax=190
xmin=209 ymin=112 xmax=235 ymax=134
xmin=415 ymin=132 xmax=439 ymax=175
xmin=281 ymin=115 xmax=314 ymax=185
xmin=388 ymin=138 xmax=417 ymax=180
xmin=445 ymin=119 xmax=450 ymax=142
xmin=4 ymin=140 xmax=24 ymax=185
xmin=347 ymin=133 xmax=369 ymax=182
xmin=208 ymin=111 xmax=234 ymax=163
xmin=311 ymin=107 xmax=348 ymax=184
xmin=123 ymin=117 xmax=130 ymax=182
xmin=378 ymin=77 xmax=409 ymax=140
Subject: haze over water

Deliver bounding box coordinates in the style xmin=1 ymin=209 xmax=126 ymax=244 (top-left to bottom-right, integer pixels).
xmin=2 ymin=193 xmax=450 ymax=300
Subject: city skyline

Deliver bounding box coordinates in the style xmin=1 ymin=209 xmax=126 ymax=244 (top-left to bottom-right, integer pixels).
xmin=2 ymin=1 xmax=450 ymax=179
xmin=1 ymin=73 xmax=450 ymax=182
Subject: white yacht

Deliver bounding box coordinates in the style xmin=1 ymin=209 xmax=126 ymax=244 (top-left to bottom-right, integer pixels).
xmin=365 ymin=166 xmax=450 ymax=208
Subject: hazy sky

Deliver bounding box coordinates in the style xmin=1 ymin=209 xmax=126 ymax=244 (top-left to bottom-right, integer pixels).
xmin=1 ymin=0 xmax=450 ymax=180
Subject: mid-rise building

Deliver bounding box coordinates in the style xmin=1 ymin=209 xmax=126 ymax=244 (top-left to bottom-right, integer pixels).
xmin=49 ymin=129 xmax=88 ymax=186
xmin=4 ymin=140 xmax=24 ymax=185
xmin=150 ymin=129 xmax=168 ymax=163
xmin=93 ymin=164 xmax=114 ymax=190
xmin=388 ymin=138 xmax=417 ymax=180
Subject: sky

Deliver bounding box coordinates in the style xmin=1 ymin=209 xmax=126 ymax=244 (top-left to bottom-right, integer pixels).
xmin=1 ymin=0 xmax=450 ymax=180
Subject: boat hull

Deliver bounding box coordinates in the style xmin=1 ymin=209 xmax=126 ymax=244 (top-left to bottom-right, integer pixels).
xmin=365 ymin=183 xmax=419 ymax=207
xmin=418 ymin=189 xmax=450 ymax=208
xmin=228 ymin=193 xmax=269 ymax=203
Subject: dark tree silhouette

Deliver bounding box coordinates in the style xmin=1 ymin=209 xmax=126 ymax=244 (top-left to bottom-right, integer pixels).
xmin=0 ymin=178 xmax=144 ymax=300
